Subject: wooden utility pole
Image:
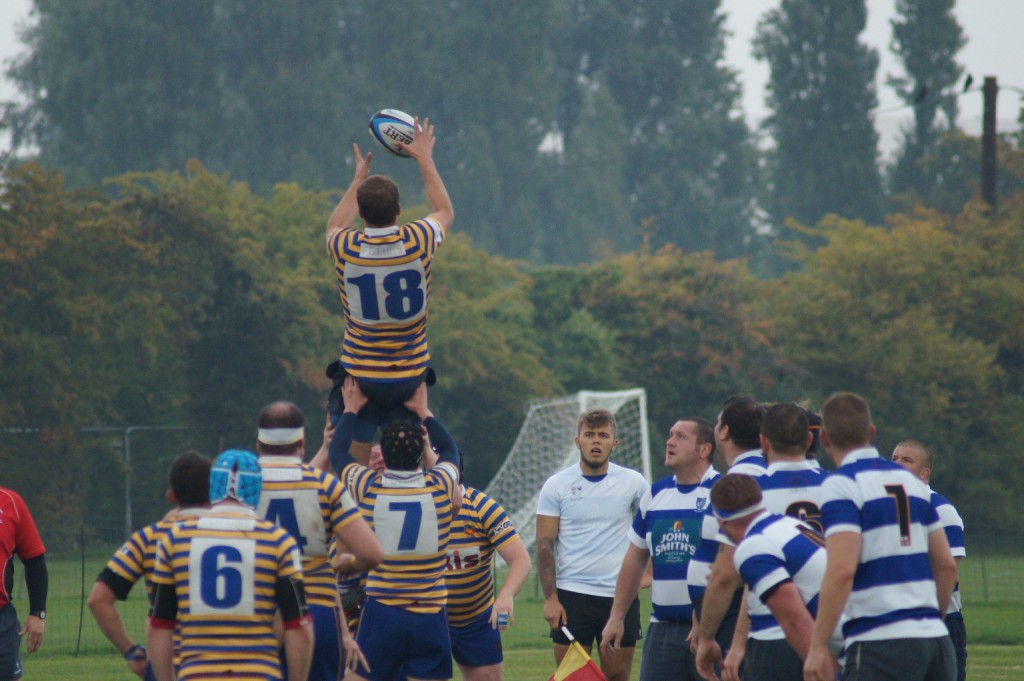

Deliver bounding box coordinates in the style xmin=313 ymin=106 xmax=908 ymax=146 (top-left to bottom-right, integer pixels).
xmin=981 ymin=76 xmax=998 ymax=211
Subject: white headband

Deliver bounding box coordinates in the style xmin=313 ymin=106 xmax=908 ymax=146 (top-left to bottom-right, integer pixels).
xmin=257 ymin=427 xmax=304 ymax=446
xmin=713 ymin=501 xmax=765 ymax=521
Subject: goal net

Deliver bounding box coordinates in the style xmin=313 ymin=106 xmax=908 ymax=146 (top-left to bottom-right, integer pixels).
xmin=482 ymin=388 xmax=651 ymax=553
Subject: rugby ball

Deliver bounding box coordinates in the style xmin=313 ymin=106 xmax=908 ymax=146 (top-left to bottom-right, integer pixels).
xmin=369 ymin=109 xmax=416 ymax=157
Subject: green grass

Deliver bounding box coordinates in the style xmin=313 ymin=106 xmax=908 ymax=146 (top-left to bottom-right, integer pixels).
xmin=13 ymin=553 xmax=1024 ymax=680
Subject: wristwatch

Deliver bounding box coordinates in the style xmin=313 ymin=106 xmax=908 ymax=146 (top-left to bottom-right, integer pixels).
xmin=29 ymin=610 xmax=45 ymax=620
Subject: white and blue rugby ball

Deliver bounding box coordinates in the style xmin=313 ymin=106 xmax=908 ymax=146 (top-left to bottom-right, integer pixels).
xmin=368 ymin=109 xmax=416 ymax=157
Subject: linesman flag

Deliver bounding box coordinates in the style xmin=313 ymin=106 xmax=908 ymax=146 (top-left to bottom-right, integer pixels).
xmin=548 ymin=627 xmax=607 ymax=681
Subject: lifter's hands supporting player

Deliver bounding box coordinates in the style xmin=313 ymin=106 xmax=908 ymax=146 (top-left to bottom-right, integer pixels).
xmin=342 ymin=376 xmax=368 ymax=415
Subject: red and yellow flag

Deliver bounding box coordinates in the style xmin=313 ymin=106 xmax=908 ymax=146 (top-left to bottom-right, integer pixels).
xmin=548 ymin=641 xmax=608 ymax=681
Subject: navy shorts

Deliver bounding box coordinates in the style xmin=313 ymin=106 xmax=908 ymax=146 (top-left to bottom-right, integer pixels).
xmin=355 ymin=598 xmax=452 ymax=681
xmin=0 ymin=605 xmax=22 ymax=681
xmin=450 ymin=607 xmax=503 ymax=667
xmin=550 ymin=589 xmax=641 ymax=649
xmin=842 ymin=636 xmax=955 ymax=681
xmin=327 ymin=365 xmax=435 ymax=442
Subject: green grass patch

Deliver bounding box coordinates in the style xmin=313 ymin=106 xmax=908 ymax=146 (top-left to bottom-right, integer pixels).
xmin=11 ymin=551 xmax=1024 ymax=679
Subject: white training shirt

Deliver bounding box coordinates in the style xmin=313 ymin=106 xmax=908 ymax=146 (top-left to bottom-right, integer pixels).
xmin=537 ymin=461 xmax=647 ymax=597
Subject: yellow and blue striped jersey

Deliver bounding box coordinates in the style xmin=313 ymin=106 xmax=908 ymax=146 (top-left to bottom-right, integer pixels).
xmin=344 ymin=461 xmax=458 ymax=613
xmin=150 ymin=507 xmax=304 ymax=680
xmin=256 ymin=456 xmax=360 ymax=608
xmin=445 ymin=486 xmax=520 ymax=625
xmin=327 ymin=220 xmax=445 ymax=381
xmin=104 ymin=509 xmax=209 ymax=600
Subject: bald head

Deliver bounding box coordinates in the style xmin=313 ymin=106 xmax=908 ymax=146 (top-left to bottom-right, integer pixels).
xmin=256 ymin=401 xmax=305 ymax=456
xmin=891 ymin=440 xmax=933 ymax=483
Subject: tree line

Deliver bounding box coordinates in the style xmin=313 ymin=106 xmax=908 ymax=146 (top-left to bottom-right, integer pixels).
xmin=2 ymin=0 xmax=970 ymax=271
xmin=2 ymin=154 xmax=1023 ymax=546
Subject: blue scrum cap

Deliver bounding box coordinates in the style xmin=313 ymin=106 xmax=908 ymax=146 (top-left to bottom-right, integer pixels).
xmin=209 ymin=449 xmax=262 ymax=509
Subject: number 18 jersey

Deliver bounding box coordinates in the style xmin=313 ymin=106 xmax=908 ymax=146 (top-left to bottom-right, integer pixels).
xmin=327 ymin=219 xmax=445 ymax=382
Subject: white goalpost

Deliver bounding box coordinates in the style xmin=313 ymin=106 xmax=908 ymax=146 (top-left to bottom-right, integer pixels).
xmin=482 ymin=388 xmax=652 ymax=553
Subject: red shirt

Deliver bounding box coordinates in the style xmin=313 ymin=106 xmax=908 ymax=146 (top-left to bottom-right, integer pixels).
xmin=0 ymin=487 xmax=46 ymax=608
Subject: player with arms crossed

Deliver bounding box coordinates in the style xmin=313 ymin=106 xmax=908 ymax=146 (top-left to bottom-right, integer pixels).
xmin=89 ymin=451 xmax=211 ymax=680
xmin=255 ymin=401 xmax=383 ymax=680
xmin=333 ymin=379 xmax=462 ymax=681
xmin=892 ymin=440 xmax=968 ymax=681
xmin=325 ymin=114 xmax=454 ymax=462
xmin=804 ymin=392 xmax=957 ymax=681
xmin=536 ymin=408 xmax=648 ymax=681
xmin=148 ymin=450 xmax=313 ymax=681
xmin=600 ymin=417 xmax=719 ymax=681
xmin=445 ymin=475 xmax=531 ymax=681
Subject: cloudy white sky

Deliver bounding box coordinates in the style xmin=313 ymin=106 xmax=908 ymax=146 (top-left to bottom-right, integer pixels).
xmin=1 ymin=0 xmax=1022 ymax=156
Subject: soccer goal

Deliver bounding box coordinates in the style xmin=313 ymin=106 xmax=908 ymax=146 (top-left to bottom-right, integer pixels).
xmin=482 ymin=388 xmax=651 ymax=553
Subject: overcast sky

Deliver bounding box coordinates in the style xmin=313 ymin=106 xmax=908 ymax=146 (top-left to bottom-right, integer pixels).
xmin=1 ymin=0 xmax=1022 ymax=156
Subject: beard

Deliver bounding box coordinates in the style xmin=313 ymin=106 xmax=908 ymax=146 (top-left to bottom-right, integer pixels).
xmin=580 ymin=451 xmax=608 ymax=471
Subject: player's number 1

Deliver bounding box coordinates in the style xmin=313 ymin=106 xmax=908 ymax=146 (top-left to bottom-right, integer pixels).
xmin=884 ymin=484 xmax=912 ymax=546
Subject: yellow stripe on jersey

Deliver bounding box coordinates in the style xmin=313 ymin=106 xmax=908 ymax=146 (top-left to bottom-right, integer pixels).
xmin=327 ymin=220 xmax=443 ymax=380
xmin=105 ymin=521 xmax=164 ymax=600
xmin=445 ymin=486 xmax=520 ymax=624
xmin=257 ymin=457 xmax=360 ymax=608
xmin=345 ymin=462 xmax=458 ymax=613
xmin=151 ymin=509 xmax=303 ymax=680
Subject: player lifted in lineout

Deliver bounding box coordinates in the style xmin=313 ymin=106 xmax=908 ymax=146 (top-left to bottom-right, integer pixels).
xmin=324 ymin=113 xmax=454 ymax=464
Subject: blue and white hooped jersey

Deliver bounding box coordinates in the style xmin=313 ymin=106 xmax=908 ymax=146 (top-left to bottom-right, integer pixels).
xmin=931 ymin=487 xmax=966 ymax=616
xmin=735 ymin=459 xmax=828 ymax=639
xmin=820 ymin=447 xmax=948 ymax=643
xmin=537 ymin=462 xmax=647 ymax=597
xmin=734 ymin=513 xmax=842 ymax=647
xmin=686 ymin=452 xmax=767 ymax=604
xmin=629 ymin=467 xmax=719 ymax=623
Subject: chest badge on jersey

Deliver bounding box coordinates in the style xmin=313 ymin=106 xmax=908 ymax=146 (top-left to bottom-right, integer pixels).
xmin=570 ymin=483 xmax=584 ymax=499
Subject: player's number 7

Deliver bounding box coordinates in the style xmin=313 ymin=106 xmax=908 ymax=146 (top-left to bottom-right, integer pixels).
xmin=389 ymin=501 xmax=423 ymax=551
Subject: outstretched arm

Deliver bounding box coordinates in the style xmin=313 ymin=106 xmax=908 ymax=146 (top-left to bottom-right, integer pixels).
xmin=329 ymin=377 xmax=369 ymax=475
xmin=326 ymin=143 xmax=374 ymax=245
xmin=398 ymin=117 xmax=453 ymax=233
xmin=405 ymin=383 xmax=459 ymax=469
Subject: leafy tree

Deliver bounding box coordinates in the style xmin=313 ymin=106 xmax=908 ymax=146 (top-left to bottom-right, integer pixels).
xmin=575 ymin=245 xmax=785 ymax=432
xmin=4 ymin=1 xmax=223 ymax=187
xmin=543 ymin=76 xmax=634 ymax=262
xmin=527 ymin=267 xmax=625 ymax=391
xmin=426 ymin=234 xmax=561 ymax=485
xmin=755 ymin=0 xmax=884 ymax=230
xmin=886 ymin=0 xmax=966 ymax=203
xmin=553 ymin=0 xmax=759 ymax=260
xmin=765 ymin=208 xmax=1024 ymax=530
